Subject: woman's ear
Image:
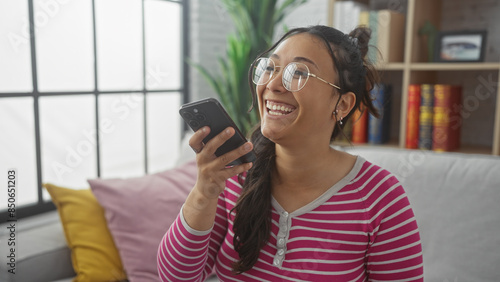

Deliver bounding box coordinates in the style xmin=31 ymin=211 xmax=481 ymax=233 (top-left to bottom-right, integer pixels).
xmin=334 ymin=92 xmax=356 ymax=119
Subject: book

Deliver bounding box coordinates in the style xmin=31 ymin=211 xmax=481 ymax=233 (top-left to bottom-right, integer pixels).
xmin=377 ymin=10 xmax=406 ymax=63
xmin=432 ymin=85 xmax=462 ymax=151
xmin=418 ymin=84 xmax=434 ymax=150
xmin=351 ymin=107 xmax=368 ymax=143
xmin=367 ymin=10 xmax=379 ymax=63
xmin=368 ymin=83 xmax=392 ymax=144
xmin=334 ymin=1 xmax=368 ymax=34
xmin=406 ymin=84 xmax=421 ymax=149
xmin=359 ymin=10 xmax=370 ymax=27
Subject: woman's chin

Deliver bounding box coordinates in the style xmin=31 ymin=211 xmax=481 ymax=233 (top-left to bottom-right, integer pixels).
xmin=260 ymin=122 xmax=285 ymax=143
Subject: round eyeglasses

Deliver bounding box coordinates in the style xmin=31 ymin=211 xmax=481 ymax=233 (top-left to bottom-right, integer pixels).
xmin=251 ymin=58 xmax=341 ymax=92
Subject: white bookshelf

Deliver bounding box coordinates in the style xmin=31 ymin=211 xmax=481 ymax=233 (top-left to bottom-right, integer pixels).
xmin=329 ymin=0 xmax=500 ymax=155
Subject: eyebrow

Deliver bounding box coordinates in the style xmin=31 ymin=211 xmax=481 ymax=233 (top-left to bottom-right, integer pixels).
xmin=270 ymin=54 xmax=319 ymax=70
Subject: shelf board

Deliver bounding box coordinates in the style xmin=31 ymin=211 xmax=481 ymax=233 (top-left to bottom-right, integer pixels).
xmin=410 ymin=62 xmax=500 ymax=71
xmin=332 ymin=139 xmax=401 ymax=150
xmin=375 ymin=63 xmax=406 ymax=71
xmin=456 ymin=144 xmax=494 ymax=155
xmin=399 ymin=145 xmax=492 ymax=155
xmin=375 ymin=62 xmax=500 ymax=71
xmin=331 ymin=142 xmax=494 ymax=156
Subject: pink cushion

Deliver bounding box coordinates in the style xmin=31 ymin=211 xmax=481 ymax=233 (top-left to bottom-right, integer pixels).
xmin=88 ymin=160 xmax=196 ymax=282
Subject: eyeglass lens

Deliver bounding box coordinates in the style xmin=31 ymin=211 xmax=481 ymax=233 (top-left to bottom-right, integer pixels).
xmin=251 ymin=58 xmax=310 ymax=92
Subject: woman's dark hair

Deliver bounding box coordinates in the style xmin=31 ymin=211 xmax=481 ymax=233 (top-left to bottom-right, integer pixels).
xmin=231 ymin=25 xmax=380 ymax=274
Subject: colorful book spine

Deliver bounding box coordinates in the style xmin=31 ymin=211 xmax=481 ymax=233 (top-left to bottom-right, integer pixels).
xmin=450 ymin=86 xmax=462 ymax=150
xmin=406 ymin=84 xmax=421 ymax=149
xmin=418 ymin=84 xmax=434 ymax=150
xmin=351 ymin=107 xmax=368 ymax=143
xmin=432 ymin=85 xmax=462 ymax=151
xmin=368 ymin=84 xmax=391 ymax=144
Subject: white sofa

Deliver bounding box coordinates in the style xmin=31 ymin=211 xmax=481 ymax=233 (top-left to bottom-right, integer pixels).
xmin=340 ymin=146 xmax=500 ymax=282
xmin=1 ymin=145 xmax=499 ymax=282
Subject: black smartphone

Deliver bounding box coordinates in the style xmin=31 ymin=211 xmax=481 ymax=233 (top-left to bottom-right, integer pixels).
xmin=179 ymin=98 xmax=256 ymax=166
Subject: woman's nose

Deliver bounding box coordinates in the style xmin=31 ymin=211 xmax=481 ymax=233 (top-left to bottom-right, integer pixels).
xmin=266 ymin=70 xmax=287 ymax=93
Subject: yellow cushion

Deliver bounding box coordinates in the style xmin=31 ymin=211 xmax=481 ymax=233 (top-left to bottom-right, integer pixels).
xmin=44 ymin=183 xmax=127 ymax=282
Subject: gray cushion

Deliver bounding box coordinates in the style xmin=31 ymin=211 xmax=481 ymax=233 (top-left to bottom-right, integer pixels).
xmin=0 ymin=211 xmax=75 ymax=282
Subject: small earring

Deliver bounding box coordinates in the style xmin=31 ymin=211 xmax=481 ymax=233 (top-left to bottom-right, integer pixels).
xmin=339 ymin=116 xmax=343 ymax=125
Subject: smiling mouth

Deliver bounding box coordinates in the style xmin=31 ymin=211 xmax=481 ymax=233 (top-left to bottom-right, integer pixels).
xmin=266 ymin=100 xmax=296 ymax=116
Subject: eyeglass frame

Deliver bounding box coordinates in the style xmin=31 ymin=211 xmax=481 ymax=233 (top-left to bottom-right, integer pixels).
xmin=251 ymin=57 xmax=341 ymax=92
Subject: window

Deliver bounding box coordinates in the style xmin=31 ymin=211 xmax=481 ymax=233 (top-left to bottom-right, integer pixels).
xmin=0 ymin=0 xmax=188 ymax=219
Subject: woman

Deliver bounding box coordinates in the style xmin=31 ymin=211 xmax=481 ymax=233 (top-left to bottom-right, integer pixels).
xmin=158 ymin=25 xmax=424 ymax=281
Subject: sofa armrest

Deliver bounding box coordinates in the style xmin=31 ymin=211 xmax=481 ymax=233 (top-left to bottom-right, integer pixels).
xmin=0 ymin=211 xmax=75 ymax=282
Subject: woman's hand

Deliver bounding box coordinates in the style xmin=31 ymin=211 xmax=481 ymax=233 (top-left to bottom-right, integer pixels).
xmin=183 ymin=126 xmax=253 ymax=230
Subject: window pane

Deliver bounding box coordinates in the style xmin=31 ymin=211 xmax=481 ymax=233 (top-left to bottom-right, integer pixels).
xmin=39 ymin=95 xmax=97 ymax=191
xmin=144 ymin=0 xmax=181 ymax=90
xmin=146 ymin=93 xmax=181 ymax=173
xmin=0 ymin=0 xmax=32 ymax=92
xmin=0 ymin=98 xmax=37 ymax=209
xmin=96 ymin=0 xmax=143 ymax=91
xmin=35 ymin=0 xmax=94 ymax=92
xmin=99 ymin=93 xmax=144 ymax=178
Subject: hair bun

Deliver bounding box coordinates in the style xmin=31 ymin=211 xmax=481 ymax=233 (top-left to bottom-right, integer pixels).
xmin=349 ymin=27 xmax=371 ymax=58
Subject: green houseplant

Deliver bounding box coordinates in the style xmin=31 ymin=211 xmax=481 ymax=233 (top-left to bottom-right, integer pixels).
xmin=191 ymin=0 xmax=307 ymax=134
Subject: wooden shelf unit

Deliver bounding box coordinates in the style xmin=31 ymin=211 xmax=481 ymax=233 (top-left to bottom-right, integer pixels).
xmin=328 ymin=0 xmax=500 ymax=156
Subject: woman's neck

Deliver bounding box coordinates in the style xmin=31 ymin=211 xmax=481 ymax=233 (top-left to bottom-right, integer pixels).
xmin=273 ymin=140 xmax=338 ymax=190
xmin=270 ymin=141 xmax=357 ymax=213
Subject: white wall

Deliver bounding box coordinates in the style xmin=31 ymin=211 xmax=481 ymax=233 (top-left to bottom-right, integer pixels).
xmin=188 ymin=0 xmax=234 ymax=101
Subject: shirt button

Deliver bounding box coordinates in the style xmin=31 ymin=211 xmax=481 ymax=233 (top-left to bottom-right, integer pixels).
xmin=282 ymin=211 xmax=289 ymax=218
xmin=273 ymin=258 xmax=280 ymax=266
xmin=278 ymin=249 xmax=285 ymax=256
xmin=278 ymin=238 xmax=285 ymax=246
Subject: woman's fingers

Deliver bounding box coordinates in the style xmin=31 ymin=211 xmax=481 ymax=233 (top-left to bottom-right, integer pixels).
xmin=217 ymin=141 xmax=253 ymax=168
xmin=221 ymin=161 xmax=253 ymax=180
xmin=189 ymin=126 xmax=210 ymax=154
xmin=189 ymin=126 xmax=254 ymax=197
xmin=202 ymin=127 xmax=234 ymax=157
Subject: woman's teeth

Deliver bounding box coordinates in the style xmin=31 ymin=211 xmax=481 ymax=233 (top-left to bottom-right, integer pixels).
xmin=266 ymin=101 xmax=294 ymax=116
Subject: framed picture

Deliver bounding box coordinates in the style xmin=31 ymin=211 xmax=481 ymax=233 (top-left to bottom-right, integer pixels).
xmin=434 ymin=30 xmax=487 ymax=62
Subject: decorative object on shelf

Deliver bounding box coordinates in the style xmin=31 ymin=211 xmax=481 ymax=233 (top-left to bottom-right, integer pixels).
xmin=433 ymin=30 xmax=487 ymax=63
xmin=418 ymin=20 xmax=438 ymax=62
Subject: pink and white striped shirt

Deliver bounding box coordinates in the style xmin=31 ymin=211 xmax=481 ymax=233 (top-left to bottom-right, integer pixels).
xmin=158 ymin=157 xmax=424 ymax=281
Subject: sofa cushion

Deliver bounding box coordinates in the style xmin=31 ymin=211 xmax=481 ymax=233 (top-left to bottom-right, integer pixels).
xmin=44 ymin=184 xmax=127 ymax=282
xmin=0 ymin=211 xmax=75 ymax=282
xmin=343 ymin=146 xmax=500 ymax=282
xmin=88 ymin=159 xmax=197 ymax=282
